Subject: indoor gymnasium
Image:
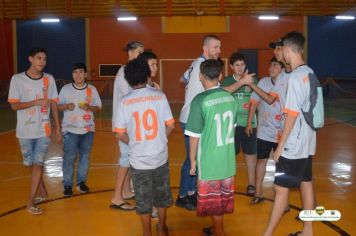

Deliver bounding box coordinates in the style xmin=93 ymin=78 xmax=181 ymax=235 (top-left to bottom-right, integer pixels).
xmin=0 ymin=1 xmax=355 ymax=236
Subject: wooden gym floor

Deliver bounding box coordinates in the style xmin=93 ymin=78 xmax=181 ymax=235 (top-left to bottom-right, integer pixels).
xmin=0 ymin=100 xmax=355 ymax=236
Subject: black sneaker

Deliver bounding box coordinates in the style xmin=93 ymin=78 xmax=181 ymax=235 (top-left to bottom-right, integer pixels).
xmin=246 ymin=185 xmax=255 ymax=196
xmin=76 ymin=182 xmax=89 ymax=193
xmin=186 ymin=193 xmax=197 ymax=207
xmin=63 ymin=186 xmax=73 ymax=197
xmin=175 ymin=195 xmax=196 ymax=211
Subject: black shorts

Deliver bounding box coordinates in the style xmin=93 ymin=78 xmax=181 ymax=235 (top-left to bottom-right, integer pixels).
xmin=235 ymin=126 xmax=257 ymax=155
xmin=257 ymin=139 xmax=278 ymax=160
xmin=131 ymin=162 xmax=173 ymax=215
xmin=274 ymin=156 xmax=313 ymax=189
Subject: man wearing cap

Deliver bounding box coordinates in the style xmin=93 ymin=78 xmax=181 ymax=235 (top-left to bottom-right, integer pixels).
xmin=111 ymin=41 xmax=144 ymax=211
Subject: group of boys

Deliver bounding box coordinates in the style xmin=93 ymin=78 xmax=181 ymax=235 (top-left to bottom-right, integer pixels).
xmin=175 ymin=32 xmax=317 ymax=236
xmin=8 ymin=30 xmax=317 ymax=236
xmin=8 ymin=47 xmax=102 ymax=214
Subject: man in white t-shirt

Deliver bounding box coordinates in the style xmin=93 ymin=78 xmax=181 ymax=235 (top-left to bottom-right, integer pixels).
xmin=58 ymin=63 xmax=102 ymax=197
xmin=8 ymin=47 xmax=61 ymax=215
xmin=111 ymin=41 xmax=144 ymax=211
xmin=115 ymin=58 xmax=175 ymax=236
xmin=263 ymin=32 xmax=316 ymax=236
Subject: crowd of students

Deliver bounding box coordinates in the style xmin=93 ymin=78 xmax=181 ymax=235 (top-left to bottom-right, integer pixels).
xmin=8 ymin=30 xmax=317 ymax=236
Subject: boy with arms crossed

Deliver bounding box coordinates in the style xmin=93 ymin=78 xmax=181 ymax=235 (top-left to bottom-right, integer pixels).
xmin=114 ymin=59 xmax=175 ymax=236
xmin=186 ymin=59 xmax=237 ymax=236
xmin=8 ymin=47 xmax=61 ymax=214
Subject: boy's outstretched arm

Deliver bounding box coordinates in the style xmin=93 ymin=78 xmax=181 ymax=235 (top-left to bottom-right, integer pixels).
xmin=189 ymin=136 xmax=199 ymax=176
xmin=249 ymin=83 xmax=276 ymax=105
xmin=222 ymin=71 xmax=255 ymax=93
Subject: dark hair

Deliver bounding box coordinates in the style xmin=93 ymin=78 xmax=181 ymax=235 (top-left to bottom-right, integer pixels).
xmin=137 ymin=51 xmax=157 ymax=62
xmin=124 ymin=58 xmax=150 ymax=87
xmin=203 ymin=35 xmax=221 ymax=45
xmin=270 ymin=57 xmax=285 ymax=68
xmin=29 ymin=47 xmax=47 ymax=57
xmin=229 ymin=52 xmax=246 ymax=65
xmin=200 ymin=59 xmax=223 ymax=81
xmin=125 ymin=41 xmax=144 ymax=52
xmin=283 ymin=31 xmax=305 ymax=53
xmin=72 ymin=63 xmax=87 ymax=72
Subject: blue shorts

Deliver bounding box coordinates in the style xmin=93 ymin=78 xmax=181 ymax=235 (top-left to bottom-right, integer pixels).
xmin=18 ymin=137 xmax=51 ymax=166
xmin=118 ymin=141 xmax=130 ymax=167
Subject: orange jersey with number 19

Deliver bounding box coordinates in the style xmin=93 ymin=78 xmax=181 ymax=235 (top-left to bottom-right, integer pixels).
xmin=114 ymin=87 xmax=174 ymax=170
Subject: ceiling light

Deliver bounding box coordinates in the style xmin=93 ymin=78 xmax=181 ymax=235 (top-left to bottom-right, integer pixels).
xmin=117 ymin=17 xmax=137 ymax=21
xmin=258 ymin=15 xmax=279 ymax=20
xmin=41 ymin=18 xmax=60 ymax=23
xmin=335 ymin=15 xmax=355 ymax=20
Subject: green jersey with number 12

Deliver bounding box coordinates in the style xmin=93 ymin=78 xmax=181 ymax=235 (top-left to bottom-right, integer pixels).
xmin=185 ymin=87 xmax=237 ymax=180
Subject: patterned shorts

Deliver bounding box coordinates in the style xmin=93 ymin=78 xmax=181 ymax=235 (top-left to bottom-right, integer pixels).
xmin=131 ymin=162 xmax=173 ymax=215
xmin=197 ymin=176 xmax=235 ymax=217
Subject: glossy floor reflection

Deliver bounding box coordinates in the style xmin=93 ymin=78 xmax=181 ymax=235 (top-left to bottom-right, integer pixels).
xmin=0 ymin=119 xmax=355 ymax=236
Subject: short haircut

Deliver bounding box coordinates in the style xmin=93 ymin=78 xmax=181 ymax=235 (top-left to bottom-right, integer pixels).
xmin=283 ymin=31 xmax=305 ymax=53
xmin=29 ymin=47 xmax=47 ymax=57
xmin=270 ymin=57 xmax=285 ymax=68
xmin=137 ymin=51 xmax=157 ymax=62
xmin=229 ymin=52 xmax=246 ymax=65
xmin=203 ymin=35 xmax=220 ymax=46
xmin=200 ymin=59 xmax=223 ymax=81
xmin=72 ymin=62 xmax=87 ymax=72
xmin=125 ymin=41 xmax=144 ymax=52
xmin=124 ymin=58 xmax=150 ymax=87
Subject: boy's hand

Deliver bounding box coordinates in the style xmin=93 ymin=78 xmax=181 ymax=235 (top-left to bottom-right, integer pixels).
xmin=245 ymin=124 xmax=253 ymax=137
xmin=36 ymin=99 xmax=50 ymax=107
xmin=78 ymin=102 xmax=89 ymax=111
xmin=66 ymin=103 xmax=75 ymax=111
xmin=240 ymin=69 xmax=255 ymax=85
xmin=190 ymin=160 xmax=197 ymax=176
xmin=274 ymin=145 xmax=282 ymax=162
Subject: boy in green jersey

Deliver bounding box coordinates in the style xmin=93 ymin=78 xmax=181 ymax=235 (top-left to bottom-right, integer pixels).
xmin=222 ymin=52 xmax=258 ymax=196
xmin=185 ymin=59 xmax=237 ymax=236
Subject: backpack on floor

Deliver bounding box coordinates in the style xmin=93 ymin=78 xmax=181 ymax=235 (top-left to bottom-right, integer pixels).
xmin=302 ymin=73 xmax=324 ymax=130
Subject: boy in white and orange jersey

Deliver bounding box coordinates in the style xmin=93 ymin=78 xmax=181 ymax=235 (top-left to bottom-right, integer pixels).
xmin=111 ymin=41 xmax=144 ymax=210
xmin=114 ymin=58 xmax=175 ymax=236
xmin=246 ymin=57 xmax=284 ymax=204
xmin=58 ymin=63 xmax=102 ymax=197
xmin=263 ymin=31 xmax=316 ymax=236
xmin=8 ymin=47 xmax=61 ymax=215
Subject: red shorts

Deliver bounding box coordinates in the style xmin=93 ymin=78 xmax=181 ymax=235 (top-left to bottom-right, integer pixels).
xmin=197 ymin=176 xmax=235 ymax=217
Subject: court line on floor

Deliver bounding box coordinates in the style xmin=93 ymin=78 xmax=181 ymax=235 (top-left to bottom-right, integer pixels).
xmin=0 ymin=129 xmax=15 ymax=135
xmin=0 ymin=187 xmax=350 ymax=236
